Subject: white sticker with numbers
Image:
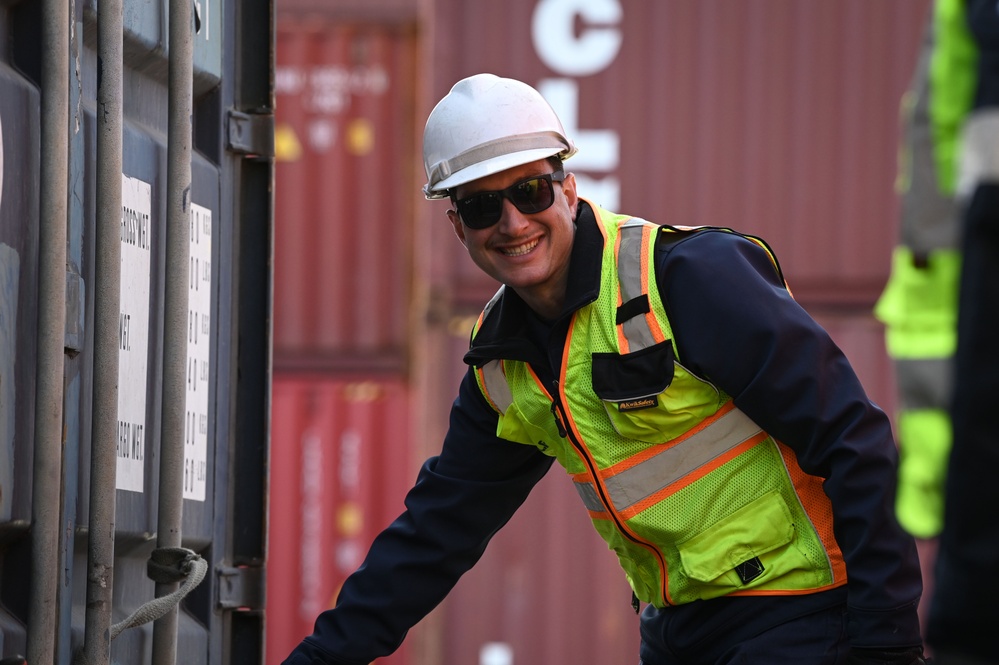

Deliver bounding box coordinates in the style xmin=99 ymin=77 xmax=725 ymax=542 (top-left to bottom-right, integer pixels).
xmin=184 ymin=203 xmax=212 ymax=501
xmin=117 ymin=175 xmax=152 ymax=492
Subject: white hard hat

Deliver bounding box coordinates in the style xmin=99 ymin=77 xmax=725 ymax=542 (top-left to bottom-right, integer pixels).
xmin=422 ymin=73 xmax=578 ymax=199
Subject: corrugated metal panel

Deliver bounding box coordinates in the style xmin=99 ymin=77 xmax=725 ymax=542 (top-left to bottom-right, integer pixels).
xmin=2 ymin=0 xmax=273 ymax=661
xmin=266 ymin=374 xmax=416 ymax=665
xmin=0 ymin=38 xmax=42 ymax=662
xmin=424 ymin=0 xmax=932 ymax=310
xmin=67 ymin=120 xmax=227 ymax=664
xmin=276 ymin=0 xmax=418 ymax=22
xmin=272 ymin=19 xmax=418 ymax=371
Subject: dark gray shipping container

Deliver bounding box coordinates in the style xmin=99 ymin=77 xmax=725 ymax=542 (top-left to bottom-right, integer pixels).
xmin=0 ymin=0 xmax=273 ymax=663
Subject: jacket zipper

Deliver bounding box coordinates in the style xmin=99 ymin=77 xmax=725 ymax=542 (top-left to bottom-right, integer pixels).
xmin=549 ymin=379 xmax=672 ymax=608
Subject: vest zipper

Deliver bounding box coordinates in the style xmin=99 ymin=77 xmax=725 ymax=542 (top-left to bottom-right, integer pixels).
xmin=550 ymin=382 xmax=568 ymax=437
xmin=549 ymin=379 xmax=672 ymax=608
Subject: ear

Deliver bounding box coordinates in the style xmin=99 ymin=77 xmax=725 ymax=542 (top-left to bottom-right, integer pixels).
xmin=446 ymin=208 xmax=467 ymax=247
xmin=562 ymin=172 xmax=579 ymax=218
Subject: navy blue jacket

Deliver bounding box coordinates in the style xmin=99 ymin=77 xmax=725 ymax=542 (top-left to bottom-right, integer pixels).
xmin=283 ymin=201 xmax=923 ymax=665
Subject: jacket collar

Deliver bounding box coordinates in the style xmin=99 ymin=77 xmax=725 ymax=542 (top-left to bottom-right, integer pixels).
xmin=463 ymin=199 xmax=605 ymax=368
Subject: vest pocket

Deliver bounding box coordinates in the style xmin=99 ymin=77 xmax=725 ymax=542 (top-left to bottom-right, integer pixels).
xmin=497 ymin=401 xmax=560 ymax=452
xmin=592 ymin=341 xmax=675 ymax=400
xmin=592 ymin=341 xmax=719 ymax=443
xmin=676 ymin=490 xmax=808 ymax=596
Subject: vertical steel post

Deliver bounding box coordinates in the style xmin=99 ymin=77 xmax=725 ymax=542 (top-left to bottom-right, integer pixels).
xmin=151 ymin=0 xmax=193 ymax=660
xmin=27 ymin=0 xmax=69 ymax=662
xmin=80 ymin=0 xmax=123 ymax=660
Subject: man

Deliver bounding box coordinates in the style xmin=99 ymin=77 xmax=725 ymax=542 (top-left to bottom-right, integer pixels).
xmin=283 ymin=74 xmax=926 ymax=665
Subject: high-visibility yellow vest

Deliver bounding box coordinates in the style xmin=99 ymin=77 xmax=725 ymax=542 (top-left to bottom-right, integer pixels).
xmin=472 ymin=206 xmax=847 ymax=607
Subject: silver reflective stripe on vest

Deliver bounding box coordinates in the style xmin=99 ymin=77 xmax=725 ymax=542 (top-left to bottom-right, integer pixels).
xmin=618 ymin=220 xmax=657 ymax=352
xmin=481 ymin=286 xmax=504 ymax=322
xmin=575 ymin=480 xmax=605 ymax=513
xmin=896 ymin=356 xmax=953 ymax=411
xmin=476 ymin=287 xmax=513 ymax=413
xmin=573 ymin=406 xmax=763 ymax=514
xmin=481 ymin=360 xmax=513 ymax=414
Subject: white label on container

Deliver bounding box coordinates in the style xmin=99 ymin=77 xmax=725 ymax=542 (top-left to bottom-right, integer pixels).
xmin=184 ymin=202 xmax=212 ymax=501
xmin=117 ymin=174 xmax=153 ymax=492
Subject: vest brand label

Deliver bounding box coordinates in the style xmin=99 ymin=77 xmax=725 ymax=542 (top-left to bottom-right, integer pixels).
xmin=618 ymin=396 xmax=659 ymax=412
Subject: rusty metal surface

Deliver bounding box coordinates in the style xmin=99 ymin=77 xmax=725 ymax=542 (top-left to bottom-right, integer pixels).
xmin=272 ymin=18 xmax=418 ymax=371
xmin=266 ymin=374 xmax=416 ymax=665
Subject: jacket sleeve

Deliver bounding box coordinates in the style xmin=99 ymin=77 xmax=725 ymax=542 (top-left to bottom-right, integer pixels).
xmin=655 ymin=230 xmax=923 ymax=649
xmin=282 ymin=371 xmax=554 ymax=665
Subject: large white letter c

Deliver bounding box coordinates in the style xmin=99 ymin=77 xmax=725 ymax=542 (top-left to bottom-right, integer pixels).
xmin=532 ymin=0 xmax=622 ymax=77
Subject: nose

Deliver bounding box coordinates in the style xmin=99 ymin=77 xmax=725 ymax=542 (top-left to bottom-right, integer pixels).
xmin=496 ymin=198 xmax=530 ymax=234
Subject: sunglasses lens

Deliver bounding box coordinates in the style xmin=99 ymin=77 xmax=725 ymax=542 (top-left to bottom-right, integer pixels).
xmin=456 ymin=172 xmax=562 ymax=229
xmin=457 ymin=192 xmax=503 ymax=229
xmin=509 ymin=177 xmax=553 ymax=213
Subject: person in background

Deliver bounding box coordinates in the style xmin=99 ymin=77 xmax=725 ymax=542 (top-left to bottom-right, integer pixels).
xmin=923 ymin=1 xmax=999 ymax=664
xmin=875 ymin=3 xmax=960 ymax=544
xmin=283 ymin=73 xmax=927 ymax=665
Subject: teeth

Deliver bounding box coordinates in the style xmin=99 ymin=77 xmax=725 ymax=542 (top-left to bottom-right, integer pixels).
xmin=501 ymin=238 xmax=539 ymax=256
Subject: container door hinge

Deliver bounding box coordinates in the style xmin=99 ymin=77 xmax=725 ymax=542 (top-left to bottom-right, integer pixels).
xmin=227 ymin=109 xmax=274 ymax=157
xmin=216 ymin=564 xmax=265 ymax=611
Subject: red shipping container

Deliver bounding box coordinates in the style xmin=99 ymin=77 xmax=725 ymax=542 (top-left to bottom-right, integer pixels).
xmin=266 ymin=375 xmax=417 ymax=665
xmin=420 ymin=0 xmax=932 ymax=310
xmin=272 ymin=18 xmax=418 ymax=370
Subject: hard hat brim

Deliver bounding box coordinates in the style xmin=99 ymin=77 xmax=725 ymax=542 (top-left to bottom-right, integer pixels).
xmin=424 ymin=147 xmax=570 ymax=199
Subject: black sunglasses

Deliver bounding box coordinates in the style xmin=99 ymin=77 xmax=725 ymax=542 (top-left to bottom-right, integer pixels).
xmin=453 ymin=171 xmax=565 ymax=230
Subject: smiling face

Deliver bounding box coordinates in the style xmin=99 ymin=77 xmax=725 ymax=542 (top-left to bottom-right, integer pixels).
xmin=447 ymin=159 xmax=579 ymax=320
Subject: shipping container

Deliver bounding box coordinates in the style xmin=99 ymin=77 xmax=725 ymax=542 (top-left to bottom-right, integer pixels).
xmin=266 ymin=375 xmax=416 ymax=665
xmin=272 ymin=18 xmax=418 ymax=372
xmin=420 ymin=0 xmax=932 ymax=311
xmin=1 ymin=0 xmax=274 ymax=663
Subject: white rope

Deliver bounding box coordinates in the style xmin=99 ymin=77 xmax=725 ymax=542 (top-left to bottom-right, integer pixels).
xmin=109 ymin=549 xmax=208 ymax=640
